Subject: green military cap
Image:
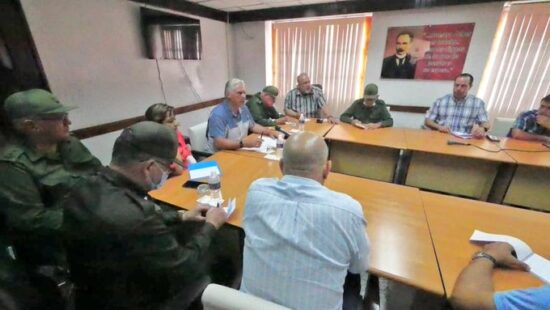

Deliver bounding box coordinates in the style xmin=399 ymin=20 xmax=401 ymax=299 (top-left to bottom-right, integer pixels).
xmin=3 ymin=89 xmax=76 ymax=120
xmin=262 ymin=86 xmax=279 ymax=99
xmin=363 ymin=83 xmax=379 ymax=99
xmin=118 ymin=121 xmax=177 ymax=164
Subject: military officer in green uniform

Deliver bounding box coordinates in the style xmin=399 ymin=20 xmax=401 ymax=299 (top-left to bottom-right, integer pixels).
xmin=0 ymin=89 xmax=101 ymax=267
xmin=340 ymin=83 xmax=394 ymax=129
xmin=0 ymin=89 xmax=101 ymax=307
xmin=246 ymin=86 xmax=290 ymax=126
xmin=62 ymin=121 xmax=228 ymax=309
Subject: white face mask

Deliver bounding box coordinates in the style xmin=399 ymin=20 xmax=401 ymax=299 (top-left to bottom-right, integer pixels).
xmin=148 ymin=161 xmax=170 ymax=190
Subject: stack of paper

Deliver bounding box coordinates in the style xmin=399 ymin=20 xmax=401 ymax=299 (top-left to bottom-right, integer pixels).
xmin=241 ymin=136 xmax=277 ymax=154
xmin=452 ymin=131 xmax=473 ymax=139
xmin=470 ymin=230 xmax=550 ymax=283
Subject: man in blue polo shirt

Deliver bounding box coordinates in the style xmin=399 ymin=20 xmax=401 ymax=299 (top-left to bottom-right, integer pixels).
xmin=206 ymin=79 xmax=277 ymax=153
xmin=510 ymin=94 xmax=550 ymax=143
xmin=451 ymin=242 xmax=550 ymax=310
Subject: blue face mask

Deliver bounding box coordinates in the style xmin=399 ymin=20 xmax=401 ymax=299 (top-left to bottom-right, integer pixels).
xmin=149 ymin=161 xmax=170 ymax=190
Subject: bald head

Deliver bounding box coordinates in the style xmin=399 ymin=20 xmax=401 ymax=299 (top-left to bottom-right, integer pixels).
xmin=296 ymin=73 xmax=312 ymax=94
xmin=281 ymin=132 xmax=329 ymax=182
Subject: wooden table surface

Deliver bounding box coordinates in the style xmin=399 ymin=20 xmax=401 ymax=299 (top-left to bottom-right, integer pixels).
xmin=151 ymin=152 xmax=444 ymax=295
xmin=279 ymin=119 xmax=334 ymax=137
xmin=325 ymin=123 xmax=408 ymax=149
xmin=500 ymin=138 xmax=550 ymax=168
xmin=223 ymin=120 xmax=334 ymax=160
xmin=326 ymin=174 xmax=444 ymax=296
xmin=149 ymin=152 xmax=282 ymax=227
xmin=404 ymin=129 xmax=516 ymax=163
xmin=422 ymin=191 xmax=550 ymax=296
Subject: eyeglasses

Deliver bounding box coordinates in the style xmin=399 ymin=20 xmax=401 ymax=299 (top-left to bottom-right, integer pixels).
xmin=154 ymin=160 xmax=172 ymax=173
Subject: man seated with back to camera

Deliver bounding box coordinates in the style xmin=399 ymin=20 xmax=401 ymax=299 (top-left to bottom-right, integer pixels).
xmin=240 ymin=132 xmax=369 ymax=310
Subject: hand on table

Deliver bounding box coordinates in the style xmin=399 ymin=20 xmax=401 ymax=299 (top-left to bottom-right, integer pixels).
xmin=365 ymin=123 xmax=382 ymax=129
xmin=178 ymin=205 xmax=208 ymax=222
xmin=205 ymin=207 xmax=227 ymax=229
xmin=482 ymin=242 xmax=529 ymax=271
xmin=471 ymin=124 xmax=487 ymax=139
xmin=437 ymin=125 xmax=451 ymax=133
xmin=242 ymin=135 xmax=262 ymax=148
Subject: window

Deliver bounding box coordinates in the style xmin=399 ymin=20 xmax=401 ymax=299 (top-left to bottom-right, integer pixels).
xmin=271 ymin=15 xmax=372 ymax=116
xmin=478 ymin=1 xmax=550 ymax=123
xmin=141 ymin=7 xmax=202 ymax=60
xmin=161 ymin=24 xmax=202 ymax=60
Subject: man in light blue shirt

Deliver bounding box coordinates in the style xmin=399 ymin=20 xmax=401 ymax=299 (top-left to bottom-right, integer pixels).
xmin=451 ymin=242 xmax=550 ymax=310
xmin=206 ymin=78 xmax=277 ymax=153
xmin=240 ymin=132 xmax=370 ymax=310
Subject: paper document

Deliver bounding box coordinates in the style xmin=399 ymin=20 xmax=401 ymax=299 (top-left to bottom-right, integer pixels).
xmin=241 ymin=136 xmax=276 ymax=154
xmin=188 ymin=161 xmax=221 ymax=181
xmin=451 ymin=131 xmax=473 ymax=139
xmin=196 ymin=195 xmax=224 ymax=208
xmin=224 ymin=198 xmax=236 ymax=217
xmin=470 ymin=230 xmax=550 ymax=283
xmin=264 ymin=154 xmax=281 ymax=161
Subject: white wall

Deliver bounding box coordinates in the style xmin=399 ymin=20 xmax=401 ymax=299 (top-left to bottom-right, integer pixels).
xmin=231 ymin=21 xmax=267 ymax=94
xmin=232 ymin=2 xmax=504 ymax=128
xmin=20 ymin=0 xmax=231 ymax=164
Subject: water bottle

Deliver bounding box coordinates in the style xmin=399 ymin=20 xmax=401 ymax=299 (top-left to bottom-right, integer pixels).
xmin=276 ymin=134 xmax=284 ymax=159
xmin=298 ymin=113 xmax=305 ymax=131
xmin=208 ymin=171 xmax=221 ymax=200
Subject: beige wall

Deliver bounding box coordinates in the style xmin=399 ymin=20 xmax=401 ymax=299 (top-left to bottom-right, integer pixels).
xmin=20 ymin=0 xmax=232 ymax=163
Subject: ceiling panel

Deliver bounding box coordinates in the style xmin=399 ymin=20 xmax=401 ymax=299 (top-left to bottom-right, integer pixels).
xmin=191 ymin=0 xmax=351 ymax=12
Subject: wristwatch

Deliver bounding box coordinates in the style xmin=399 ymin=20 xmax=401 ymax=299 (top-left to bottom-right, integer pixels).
xmin=471 ymin=251 xmax=497 ymax=266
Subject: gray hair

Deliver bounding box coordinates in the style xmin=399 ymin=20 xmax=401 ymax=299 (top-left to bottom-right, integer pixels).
xmin=296 ymin=73 xmax=309 ymax=83
xmin=225 ymin=78 xmax=245 ymax=97
xmin=282 ymin=132 xmax=328 ymax=177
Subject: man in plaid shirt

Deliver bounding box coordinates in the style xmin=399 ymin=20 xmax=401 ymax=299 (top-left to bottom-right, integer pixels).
xmin=424 ymin=73 xmax=490 ymax=138
xmin=510 ymin=94 xmax=550 ymax=143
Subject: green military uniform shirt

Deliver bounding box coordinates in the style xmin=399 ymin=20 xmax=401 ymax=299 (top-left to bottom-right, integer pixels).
xmin=0 ymin=136 xmax=101 ymax=267
xmin=340 ymin=98 xmax=394 ymax=127
xmin=62 ymin=167 xmax=217 ymax=309
xmin=246 ymin=92 xmax=282 ymax=127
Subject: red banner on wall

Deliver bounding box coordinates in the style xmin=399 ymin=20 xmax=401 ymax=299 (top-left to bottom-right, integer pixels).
xmin=381 ymin=23 xmax=475 ymax=80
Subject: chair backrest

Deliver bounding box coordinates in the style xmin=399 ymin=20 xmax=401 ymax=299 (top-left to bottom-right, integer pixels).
xmin=490 ymin=117 xmax=515 ymax=137
xmin=201 ymin=284 xmax=291 ymax=310
xmin=188 ymin=121 xmax=209 ymax=152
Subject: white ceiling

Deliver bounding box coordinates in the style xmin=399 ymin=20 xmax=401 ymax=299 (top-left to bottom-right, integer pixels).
xmin=187 ymin=0 xmax=352 ymax=12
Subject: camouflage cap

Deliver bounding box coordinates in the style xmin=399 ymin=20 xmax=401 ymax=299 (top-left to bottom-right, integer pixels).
xmin=262 ymin=86 xmax=279 ymax=99
xmin=363 ymin=84 xmax=379 ymax=99
xmin=3 ymin=89 xmax=76 ymax=120
xmin=117 ymin=121 xmax=178 ymax=164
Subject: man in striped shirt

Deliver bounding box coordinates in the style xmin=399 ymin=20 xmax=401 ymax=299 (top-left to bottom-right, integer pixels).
xmin=424 ymin=73 xmax=490 ymax=138
xmin=241 ymin=132 xmax=369 ymax=310
xmin=284 ymin=73 xmax=339 ymax=123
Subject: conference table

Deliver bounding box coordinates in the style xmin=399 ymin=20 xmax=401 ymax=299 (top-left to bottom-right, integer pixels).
xmin=422 ymin=191 xmax=550 ymax=295
xmin=327 ymin=125 xmax=517 ymax=200
xmin=403 ymin=130 xmax=516 ymax=201
xmin=499 ymin=138 xmax=550 ymax=211
xmin=325 ymin=124 xmax=407 ymax=183
xmin=149 ymin=151 xmax=445 ymax=296
xmin=223 ymin=120 xmax=334 ymax=160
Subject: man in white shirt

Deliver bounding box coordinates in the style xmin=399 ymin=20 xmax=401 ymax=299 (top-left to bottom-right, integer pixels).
xmin=240 ymin=132 xmax=370 ymax=310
